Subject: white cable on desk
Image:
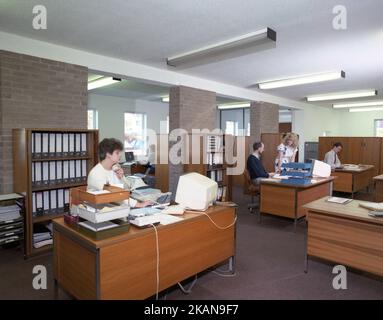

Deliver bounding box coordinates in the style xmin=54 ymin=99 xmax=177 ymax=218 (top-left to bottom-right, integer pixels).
xmin=151 ymin=223 xmax=160 ymax=300
xmin=200 ymin=212 xmax=237 ymax=230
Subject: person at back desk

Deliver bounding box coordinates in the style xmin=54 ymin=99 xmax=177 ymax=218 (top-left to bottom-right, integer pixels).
xmin=247 ymin=141 xmax=273 ymax=185
xmin=87 ymin=138 xmax=152 ymax=208
xmin=324 ymin=142 xmax=343 ymax=169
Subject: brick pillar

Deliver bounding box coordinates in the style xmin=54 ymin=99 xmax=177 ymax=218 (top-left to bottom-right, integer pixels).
xmin=168 ymin=86 xmax=216 ymax=195
xmin=250 ymin=101 xmax=279 ymax=143
xmin=0 ymin=50 xmax=88 ymax=193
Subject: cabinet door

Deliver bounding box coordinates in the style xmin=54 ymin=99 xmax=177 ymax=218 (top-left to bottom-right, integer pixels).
xmin=347 ymin=137 xmax=363 ymax=165
xmin=362 ymin=137 xmax=380 ymax=176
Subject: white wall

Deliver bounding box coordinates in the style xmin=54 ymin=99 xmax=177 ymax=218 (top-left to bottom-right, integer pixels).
xmin=335 ymin=109 xmax=383 ymax=136
xmin=88 ymin=94 xmax=169 ymax=143
xmin=292 ymin=106 xmax=340 ymax=142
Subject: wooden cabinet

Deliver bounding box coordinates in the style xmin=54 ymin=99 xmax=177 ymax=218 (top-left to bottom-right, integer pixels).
xmin=12 ymin=128 xmax=99 ymax=257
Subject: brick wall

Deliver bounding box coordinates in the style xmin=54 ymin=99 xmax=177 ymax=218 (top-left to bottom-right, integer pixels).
xmin=250 ymin=101 xmax=279 ymax=142
xmin=168 ymin=86 xmax=216 ymax=195
xmin=0 ymin=50 xmax=88 ymax=193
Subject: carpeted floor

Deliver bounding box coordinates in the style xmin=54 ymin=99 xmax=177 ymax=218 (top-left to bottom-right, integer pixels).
xmin=1 ymin=187 xmax=382 ymax=300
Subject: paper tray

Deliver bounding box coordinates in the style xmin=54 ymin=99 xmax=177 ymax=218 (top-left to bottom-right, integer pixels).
xmin=75 ymin=206 xmax=131 ymax=224
xmin=78 ymin=188 xmax=130 ymax=205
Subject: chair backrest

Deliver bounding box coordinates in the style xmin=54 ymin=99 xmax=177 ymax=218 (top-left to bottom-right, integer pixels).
xmin=243 ymin=169 xmax=259 ymax=194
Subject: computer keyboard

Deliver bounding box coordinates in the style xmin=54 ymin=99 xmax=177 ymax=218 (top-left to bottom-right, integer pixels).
xmin=130 ymin=215 xmax=161 ymax=227
xmin=129 ymin=207 xmax=161 ymax=218
xmin=161 ymin=205 xmax=185 ymax=215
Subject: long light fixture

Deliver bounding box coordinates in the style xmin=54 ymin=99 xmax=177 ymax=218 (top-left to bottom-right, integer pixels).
xmin=349 ymin=106 xmax=383 ymax=112
xmin=217 ymin=103 xmax=250 ymax=110
xmin=333 ymin=100 xmax=383 ymax=109
xmin=257 ymin=71 xmax=345 ymax=89
xmin=167 ymin=28 xmax=276 ymax=67
xmin=88 ymin=77 xmax=121 ymax=90
xmin=307 ymin=89 xmax=377 ymax=102
xmin=161 ymin=96 xmax=169 ymax=103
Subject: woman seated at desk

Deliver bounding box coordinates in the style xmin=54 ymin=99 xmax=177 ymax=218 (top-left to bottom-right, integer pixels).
xmin=87 ymin=138 xmax=152 ymax=208
xmin=274 ymin=132 xmax=299 ymax=173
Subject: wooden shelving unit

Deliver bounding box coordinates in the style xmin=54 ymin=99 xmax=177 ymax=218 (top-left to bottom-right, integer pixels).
xmin=183 ymin=133 xmax=232 ymax=201
xmin=12 ymin=128 xmax=99 ymax=257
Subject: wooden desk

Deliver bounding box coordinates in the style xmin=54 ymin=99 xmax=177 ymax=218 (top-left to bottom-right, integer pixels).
xmin=260 ymin=177 xmax=334 ymax=231
xmin=332 ymin=165 xmax=374 ymax=197
xmin=304 ymin=197 xmax=383 ymax=278
xmin=53 ymin=206 xmax=236 ymax=299
xmin=373 ymin=174 xmax=383 ymax=202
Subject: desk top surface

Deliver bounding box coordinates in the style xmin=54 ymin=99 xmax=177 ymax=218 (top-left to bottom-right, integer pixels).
xmin=53 ymin=205 xmax=235 ymax=249
xmin=373 ymin=174 xmax=383 ymax=181
xmin=334 ymin=164 xmax=374 ymax=173
xmin=304 ymin=196 xmax=383 ymax=225
xmin=260 ymin=176 xmax=334 ymax=189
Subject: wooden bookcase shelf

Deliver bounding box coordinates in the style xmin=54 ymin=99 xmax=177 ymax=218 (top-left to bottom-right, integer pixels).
xmin=183 ymin=133 xmax=232 ymax=202
xmin=12 ymin=128 xmax=99 ymax=257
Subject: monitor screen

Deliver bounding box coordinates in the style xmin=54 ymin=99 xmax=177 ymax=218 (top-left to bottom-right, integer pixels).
xmin=175 ymin=172 xmax=218 ymax=211
xmin=125 ymin=151 xmax=134 ymax=162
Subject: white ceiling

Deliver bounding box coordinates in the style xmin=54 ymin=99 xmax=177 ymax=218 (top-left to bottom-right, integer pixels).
xmin=1 ymin=0 xmax=383 ymax=108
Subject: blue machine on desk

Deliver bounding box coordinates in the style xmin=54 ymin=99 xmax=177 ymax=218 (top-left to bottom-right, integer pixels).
xmin=280 ymin=162 xmax=313 ymax=186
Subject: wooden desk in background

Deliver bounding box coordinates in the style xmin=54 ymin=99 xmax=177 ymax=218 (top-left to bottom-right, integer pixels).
xmin=53 ymin=206 xmax=236 ymax=299
xmin=373 ymin=175 xmax=383 ymax=202
xmin=260 ymin=177 xmax=334 ymax=231
xmin=304 ymin=197 xmax=383 ymax=278
xmin=332 ymin=165 xmax=374 ymax=197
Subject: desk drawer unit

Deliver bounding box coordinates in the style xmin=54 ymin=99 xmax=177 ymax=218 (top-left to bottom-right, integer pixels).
xmin=307 ymin=212 xmax=383 ymax=277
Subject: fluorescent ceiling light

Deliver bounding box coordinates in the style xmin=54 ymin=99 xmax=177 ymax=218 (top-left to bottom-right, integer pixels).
xmin=307 ymin=89 xmax=377 ymax=102
xmin=349 ymin=106 xmax=383 ymax=112
xmin=333 ymin=100 xmax=383 ymax=109
xmin=257 ymin=71 xmax=345 ymax=89
xmin=88 ymin=77 xmax=121 ymax=90
xmin=217 ymin=103 xmax=250 ymax=110
xmin=167 ymin=28 xmax=276 ymax=67
xmin=161 ymin=96 xmax=169 ymax=103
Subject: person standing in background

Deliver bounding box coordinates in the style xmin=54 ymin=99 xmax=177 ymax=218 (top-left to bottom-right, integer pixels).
xmin=274 ymin=133 xmax=299 ymax=173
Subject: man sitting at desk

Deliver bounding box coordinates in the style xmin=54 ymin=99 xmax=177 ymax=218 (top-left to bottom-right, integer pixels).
xmin=247 ymin=141 xmax=272 ymax=185
xmin=324 ymin=142 xmax=343 ymax=169
xmin=87 ymin=138 xmax=151 ymax=208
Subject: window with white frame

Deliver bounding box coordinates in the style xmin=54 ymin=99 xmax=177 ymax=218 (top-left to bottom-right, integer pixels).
xmin=87 ymin=109 xmax=98 ymax=129
xmin=374 ymin=119 xmax=383 ymax=137
xmin=124 ymin=112 xmax=147 ymax=156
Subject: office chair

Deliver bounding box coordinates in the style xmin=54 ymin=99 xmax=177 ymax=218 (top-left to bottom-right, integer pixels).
xmin=243 ymin=169 xmax=261 ymax=220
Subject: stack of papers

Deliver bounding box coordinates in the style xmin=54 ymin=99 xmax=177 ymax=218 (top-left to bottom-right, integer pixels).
xmin=157 ymin=214 xmax=183 ymax=225
xmin=0 ymin=205 xmax=21 ymax=222
xmin=132 ymin=188 xmax=162 ymax=202
xmin=359 ymin=202 xmax=383 ymax=211
xmin=78 ymin=220 xmax=119 ymax=232
xmin=33 ymin=231 xmax=52 ymax=248
xmin=326 ymin=197 xmax=353 ymax=204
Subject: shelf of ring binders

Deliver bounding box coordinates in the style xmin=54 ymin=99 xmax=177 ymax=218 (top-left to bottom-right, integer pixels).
xmin=12 ymin=128 xmax=99 ymax=257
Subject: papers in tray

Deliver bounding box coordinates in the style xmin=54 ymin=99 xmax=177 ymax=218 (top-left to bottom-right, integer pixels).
xmin=72 ymin=203 xmax=131 ymax=223
xmin=78 ymin=220 xmax=119 ymax=232
xmin=359 ymin=202 xmax=383 ymax=211
xmin=0 ymin=205 xmax=21 ymax=222
xmin=326 ymin=197 xmax=353 ymax=204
